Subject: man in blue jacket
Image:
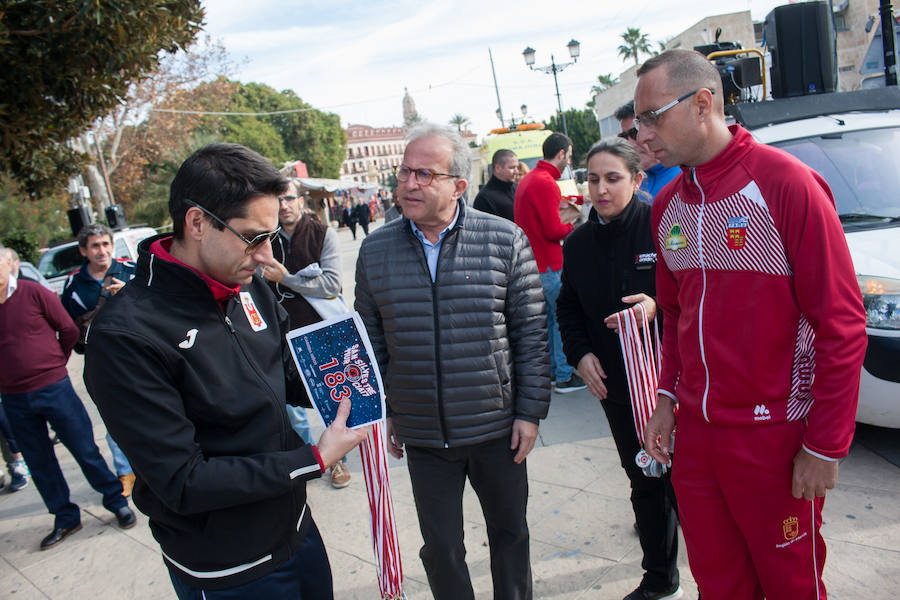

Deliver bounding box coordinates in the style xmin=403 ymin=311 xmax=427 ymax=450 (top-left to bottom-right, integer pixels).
xmin=61 ymin=223 xmax=136 ymax=496
xmin=615 ymin=101 xmax=681 ymax=202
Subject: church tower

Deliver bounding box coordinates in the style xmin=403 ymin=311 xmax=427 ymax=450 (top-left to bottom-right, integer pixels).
xmin=402 ymin=87 xmax=421 ymax=128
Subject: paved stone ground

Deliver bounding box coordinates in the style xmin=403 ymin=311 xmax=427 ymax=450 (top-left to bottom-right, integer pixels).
xmin=2 ymin=220 xmax=897 ymax=599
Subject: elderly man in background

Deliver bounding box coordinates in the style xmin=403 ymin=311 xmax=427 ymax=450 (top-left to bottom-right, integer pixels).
xmin=0 ymin=244 xmax=135 ymax=551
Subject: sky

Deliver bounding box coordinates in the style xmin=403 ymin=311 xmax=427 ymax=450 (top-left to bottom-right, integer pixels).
xmin=201 ymin=0 xmax=787 ymax=138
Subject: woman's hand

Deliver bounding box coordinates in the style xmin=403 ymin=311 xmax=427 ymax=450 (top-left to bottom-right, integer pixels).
xmin=577 ymin=353 xmax=608 ymax=400
xmin=603 ymin=293 xmax=657 ymax=333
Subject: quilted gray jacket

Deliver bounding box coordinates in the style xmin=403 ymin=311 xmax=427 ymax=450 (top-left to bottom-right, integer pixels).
xmin=355 ymin=201 xmax=551 ymax=448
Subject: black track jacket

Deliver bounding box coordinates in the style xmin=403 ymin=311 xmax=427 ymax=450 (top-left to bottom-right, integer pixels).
xmin=84 ymin=235 xmax=321 ymax=590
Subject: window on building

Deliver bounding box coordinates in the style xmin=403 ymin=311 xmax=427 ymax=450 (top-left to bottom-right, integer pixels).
xmin=834 ymin=13 xmax=848 ymax=31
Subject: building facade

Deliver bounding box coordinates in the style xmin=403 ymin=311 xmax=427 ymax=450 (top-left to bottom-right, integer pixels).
xmin=340 ymin=125 xmax=406 ymax=186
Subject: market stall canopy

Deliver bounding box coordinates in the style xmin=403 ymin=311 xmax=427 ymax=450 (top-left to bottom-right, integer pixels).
xmin=295 ymin=178 xmax=359 ymax=194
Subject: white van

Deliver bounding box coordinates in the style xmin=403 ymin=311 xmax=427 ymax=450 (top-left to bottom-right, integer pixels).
xmin=731 ymin=88 xmax=900 ymax=428
xmin=37 ymin=226 xmax=157 ymax=295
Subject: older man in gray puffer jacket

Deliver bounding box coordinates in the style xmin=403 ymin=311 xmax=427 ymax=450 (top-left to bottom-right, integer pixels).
xmin=355 ymin=123 xmax=550 ymax=600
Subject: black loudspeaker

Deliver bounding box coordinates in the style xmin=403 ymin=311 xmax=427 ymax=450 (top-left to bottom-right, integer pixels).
xmin=766 ymin=1 xmax=837 ymax=98
xmin=105 ymin=205 xmax=126 ymax=229
xmin=67 ymin=206 xmax=92 ymax=237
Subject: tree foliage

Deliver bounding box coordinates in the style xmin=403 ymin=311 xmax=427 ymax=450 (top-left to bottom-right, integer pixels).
xmin=618 ymin=27 xmax=652 ymax=67
xmin=0 ymin=176 xmax=71 ymax=254
xmin=219 ymin=81 xmax=346 ymax=178
xmin=546 ymin=109 xmax=600 ymax=167
xmin=0 ymin=0 xmax=205 ymax=197
xmin=90 ymin=38 xmax=236 ymax=218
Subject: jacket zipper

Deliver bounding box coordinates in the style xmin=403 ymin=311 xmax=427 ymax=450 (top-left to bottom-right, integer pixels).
xmin=410 ymin=229 xmax=450 ymax=447
xmin=691 ymin=168 xmax=712 ymax=423
xmin=223 ymin=308 xmax=289 ymax=448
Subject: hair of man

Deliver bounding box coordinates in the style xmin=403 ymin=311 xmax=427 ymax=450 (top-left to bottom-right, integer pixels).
xmin=6 ymin=247 xmax=19 ymax=262
xmin=77 ymin=223 xmax=113 ymax=248
xmin=542 ymin=132 xmax=573 ymax=160
xmin=636 ymin=49 xmax=724 ymax=113
xmin=614 ymin=101 xmax=636 ymax=122
xmin=491 ymin=149 xmax=517 ymax=168
xmin=405 ymin=123 xmax=472 ymax=182
xmin=169 ymin=143 xmax=289 ymax=240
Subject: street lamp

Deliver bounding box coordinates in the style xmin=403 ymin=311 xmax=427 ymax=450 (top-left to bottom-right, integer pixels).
xmin=522 ymin=39 xmax=581 ymax=137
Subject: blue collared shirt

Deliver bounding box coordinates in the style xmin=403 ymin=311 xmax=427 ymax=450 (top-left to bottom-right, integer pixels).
xmin=409 ymin=206 xmax=460 ymax=282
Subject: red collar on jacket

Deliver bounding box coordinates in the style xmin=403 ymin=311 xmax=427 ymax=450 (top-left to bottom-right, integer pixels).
xmin=149 ymin=237 xmax=239 ymax=308
xmin=677 ymin=124 xmax=756 ymax=201
xmin=535 ymin=159 xmax=562 ymax=179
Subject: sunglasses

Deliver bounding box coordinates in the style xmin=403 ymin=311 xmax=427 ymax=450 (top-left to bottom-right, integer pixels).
xmin=617 ymin=127 xmax=638 ymax=140
xmin=184 ymin=199 xmax=281 ymax=255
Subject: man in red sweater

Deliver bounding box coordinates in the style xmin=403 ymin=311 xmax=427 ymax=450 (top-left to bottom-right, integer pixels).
xmin=640 ymin=50 xmax=867 ymax=600
xmin=0 ymin=244 xmax=135 ymax=551
xmin=514 ymin=133 xmax=585 ymax=393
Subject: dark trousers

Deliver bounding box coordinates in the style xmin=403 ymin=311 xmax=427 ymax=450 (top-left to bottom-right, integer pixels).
xmin=601 ymin=393 xmax=679 ymax=592
xmin=406 ymin=437 xmax=532 ymax=600
xmin=2 ymin=376 xmax=125 ymax=529
xmin=0 ymin=401 xmax=20 ymax=464
xmin=347 ymin=222 xmax=357 ymax=239
xmin=169 ymin=518 xmax=334 ymax=600
xmin=359 ymin=220 xmax=369 ymax=236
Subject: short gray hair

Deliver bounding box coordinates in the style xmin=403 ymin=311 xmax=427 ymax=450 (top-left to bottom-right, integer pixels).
xmin=406 ymin=123 xmax=472 ymax=182
xmin=78 ymin=223 xmax=113 ymax=247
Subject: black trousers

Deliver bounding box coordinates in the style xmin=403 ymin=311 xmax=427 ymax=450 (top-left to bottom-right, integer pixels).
xmin=359 ymin=220 xmax=369 ymax=236
xmin=601 ymin=392 xmax=679 ymax=592
xmin=406 ymin=437 xmax=532 ymax=600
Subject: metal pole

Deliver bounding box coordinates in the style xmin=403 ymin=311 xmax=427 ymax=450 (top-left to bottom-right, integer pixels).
xmin=881 ymin=0 xmax=898 ymax=86
xmin=489 ymin=48 xmax=505 ymax=127
xmin=550 ymin=54 xmax=568 ymax=137
xmin=92 ymin=133 xmax=115 ymax=208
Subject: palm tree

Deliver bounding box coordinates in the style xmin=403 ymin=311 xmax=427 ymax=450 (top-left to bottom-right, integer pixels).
xmin=617 ymin=27 xmax=652 ymax=67
xmin=448 ymin=113 xmax=471 ymax=133
xmin=592 ymin=73 xmax=619 ymax=94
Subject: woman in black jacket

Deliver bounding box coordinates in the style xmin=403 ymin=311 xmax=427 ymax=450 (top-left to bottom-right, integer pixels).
xmin=557 ymin=137 xmax=681 ymax=600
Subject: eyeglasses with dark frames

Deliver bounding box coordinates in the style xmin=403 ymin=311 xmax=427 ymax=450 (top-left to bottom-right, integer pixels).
xmin=183 ymin=199 xmax=281 ymax=255
xmin=633 ymin=89 xmax=715 ymax=131
xmin=617 ymin=127 xmax=638 ymax=140
xmin=394 ymin=165 xmax=459 ymax=186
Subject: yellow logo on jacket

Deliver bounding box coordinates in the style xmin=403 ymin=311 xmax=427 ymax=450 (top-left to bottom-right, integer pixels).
xmin=665 ymin=223 xmax=687 ymax=251
xmin=782 ymin=516 xmax=799 ymax=541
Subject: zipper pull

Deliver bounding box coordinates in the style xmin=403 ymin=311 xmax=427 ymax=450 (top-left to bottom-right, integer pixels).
xmin=224 ymin=315 xmax=236 ymax=333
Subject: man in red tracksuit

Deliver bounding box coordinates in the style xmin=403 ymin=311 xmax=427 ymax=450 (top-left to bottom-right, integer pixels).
xmin=514 ymin=133 xmax=585 ymax=393
xmin=639 ymin=50 xmax=867 ymax=600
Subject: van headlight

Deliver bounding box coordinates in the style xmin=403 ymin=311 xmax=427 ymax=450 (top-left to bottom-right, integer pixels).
xmin=858 ymin=275 xmax=900 ymax=330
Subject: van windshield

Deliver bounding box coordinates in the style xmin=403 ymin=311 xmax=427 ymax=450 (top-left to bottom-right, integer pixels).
xmin=773 ymin=126 xmax=900 ymax=229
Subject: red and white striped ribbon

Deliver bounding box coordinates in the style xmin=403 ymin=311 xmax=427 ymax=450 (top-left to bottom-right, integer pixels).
xmin=358 ymin=420 xmax=405 ymax=599
xmin=614 ymin=303 xmax=661 ymax=446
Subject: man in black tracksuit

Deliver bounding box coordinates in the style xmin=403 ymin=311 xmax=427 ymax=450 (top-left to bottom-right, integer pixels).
xmin=84 ymin=143 xmax=366 ymax=599
xmin=472 ymin=149 xmax=518 ymax=221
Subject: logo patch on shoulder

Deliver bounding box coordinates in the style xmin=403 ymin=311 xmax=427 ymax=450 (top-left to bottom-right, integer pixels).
xmin=665 ymin=223 xmax=687 ymax=251
xmin=726 ymin=216 xmax=749 ymax=250
xmin=239 ymin=291 xmax=268 ymax=332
